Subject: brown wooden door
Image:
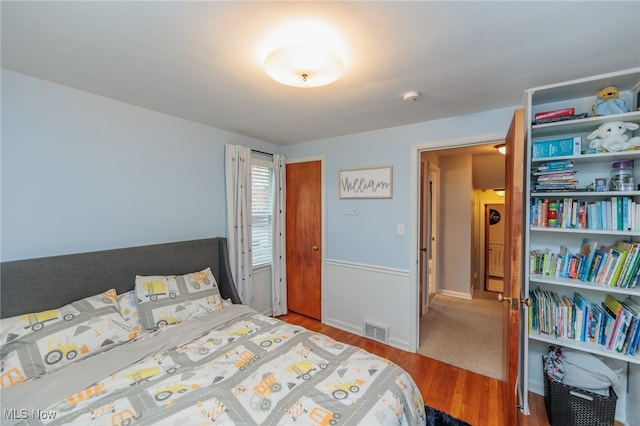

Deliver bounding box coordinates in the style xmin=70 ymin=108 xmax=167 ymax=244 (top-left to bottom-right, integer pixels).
xmin=286 ymin=160 xmax=322 ymax=319
xmin=502 ymin=108 xmax=524 ymax=425
xmin=419 ymin=161 xmax=425 ymax=316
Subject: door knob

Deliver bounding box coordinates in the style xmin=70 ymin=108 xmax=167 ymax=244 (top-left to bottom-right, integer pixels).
xmin=498 ymin=293 xmax=531 ymax=307
xmin=312 ymin=246 xmax=319 ymax=251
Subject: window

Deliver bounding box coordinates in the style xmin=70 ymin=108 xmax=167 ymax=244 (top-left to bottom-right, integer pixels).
xmin=251 ymin=159 xmax=274 ymax=266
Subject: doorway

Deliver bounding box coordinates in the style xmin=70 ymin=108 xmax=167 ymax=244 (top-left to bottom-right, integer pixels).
xmin=417 ymin=141 xmax=506 ymax=377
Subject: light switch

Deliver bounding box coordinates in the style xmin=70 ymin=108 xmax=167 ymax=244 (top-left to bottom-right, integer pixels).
xmin=397 ymin=223 xmax=405 ymax=235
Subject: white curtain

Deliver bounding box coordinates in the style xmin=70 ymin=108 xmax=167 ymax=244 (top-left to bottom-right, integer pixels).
xmin=271 ymin=154 xmax=287 ymax=316
xmin=225 ymin=144 xmax=253 ymax=307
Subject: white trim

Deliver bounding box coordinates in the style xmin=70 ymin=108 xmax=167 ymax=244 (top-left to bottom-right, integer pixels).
xmin=325 ymin=258 xmax=410 ymax=277
xmin=410 ymin=131 xmax=507 ymax=352
xmin=286 ymin=155 xmax=324 ymax=164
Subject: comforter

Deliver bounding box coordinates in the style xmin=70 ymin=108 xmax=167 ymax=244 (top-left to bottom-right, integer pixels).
xmin=2 ymin=305 xmax=426 ymax=425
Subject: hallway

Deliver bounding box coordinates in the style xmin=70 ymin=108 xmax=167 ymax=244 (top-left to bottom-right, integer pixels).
xmin=418 ymin=293 xmax=503 ymax=380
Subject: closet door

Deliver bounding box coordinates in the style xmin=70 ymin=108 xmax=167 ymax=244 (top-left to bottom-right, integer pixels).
xmin=286 ymin=160 xmax=322 ymax=320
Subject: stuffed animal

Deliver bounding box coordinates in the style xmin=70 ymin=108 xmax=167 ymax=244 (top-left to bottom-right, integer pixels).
xmin=587 ymin=121 xmax=640 ymax=152
xmin=592 ymin=86 xmax=630 ymax=116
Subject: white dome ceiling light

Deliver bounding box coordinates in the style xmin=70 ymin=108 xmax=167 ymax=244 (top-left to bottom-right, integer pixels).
xmin=264 ymin=45 xmax=344 ymax=88
xmin=259 ymin=19 xmax=347 ymax=89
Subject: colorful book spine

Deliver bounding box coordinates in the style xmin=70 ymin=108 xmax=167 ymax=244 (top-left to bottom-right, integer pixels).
xmin=535 ymin=107 xmax=576 ymax=121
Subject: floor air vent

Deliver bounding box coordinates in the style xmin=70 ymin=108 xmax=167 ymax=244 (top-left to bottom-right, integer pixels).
xmin=363 ymin=320 xmax=389 ymax=344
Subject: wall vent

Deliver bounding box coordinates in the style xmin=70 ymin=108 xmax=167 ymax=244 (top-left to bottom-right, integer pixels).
xmin=363 ymin=320 xmax=389 ymax=344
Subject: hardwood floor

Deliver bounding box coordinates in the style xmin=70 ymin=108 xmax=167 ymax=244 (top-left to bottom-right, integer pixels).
xmin=278 ymin=311 xmax=550 ymax=426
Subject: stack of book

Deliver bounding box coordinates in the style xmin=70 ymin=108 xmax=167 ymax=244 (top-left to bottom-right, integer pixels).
xmin=532 ymin=160 xmax=577 ymax=192
xmin=529 ymin=288 xmax=640 ymax=356
xmin=530 ymin=238 xmax=640 ymax=288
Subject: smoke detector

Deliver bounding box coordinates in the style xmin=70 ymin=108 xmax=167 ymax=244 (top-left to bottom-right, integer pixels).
xmin=403 ymin=90 xmax=421 ymax=102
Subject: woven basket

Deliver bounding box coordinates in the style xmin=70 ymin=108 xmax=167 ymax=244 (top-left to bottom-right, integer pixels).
xmin=542 ymin=358 xmax=617 ymax=426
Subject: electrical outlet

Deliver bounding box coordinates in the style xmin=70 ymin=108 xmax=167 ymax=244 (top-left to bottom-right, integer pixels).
xmin=397 ymin=223 xmax=405 ymax=235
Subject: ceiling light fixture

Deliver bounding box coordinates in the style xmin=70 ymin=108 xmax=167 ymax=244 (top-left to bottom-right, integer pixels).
xmin=495 ymin=143 xmax=506 ymax=155
xmin=264 ymin=45 xmax=344 ymax=88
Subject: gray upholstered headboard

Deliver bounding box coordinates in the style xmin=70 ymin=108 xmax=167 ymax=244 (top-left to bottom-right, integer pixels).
xmin=0 ymin=237 xmax=242 ymax=318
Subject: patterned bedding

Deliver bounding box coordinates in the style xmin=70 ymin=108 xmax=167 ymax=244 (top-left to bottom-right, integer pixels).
xmin=1 ymin=305 xmax=426 ymax=425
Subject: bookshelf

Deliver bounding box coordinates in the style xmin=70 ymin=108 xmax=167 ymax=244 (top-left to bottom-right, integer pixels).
xmin=523 ymin=68 xmax=640 ymax=424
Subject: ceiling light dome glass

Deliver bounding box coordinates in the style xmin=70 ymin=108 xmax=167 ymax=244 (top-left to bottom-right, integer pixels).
xmin=264 ymin=45 xmax=344 ymax=88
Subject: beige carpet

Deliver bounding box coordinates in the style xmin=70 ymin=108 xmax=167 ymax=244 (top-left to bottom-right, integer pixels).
xmin=418 ymin=294 xmax=504 ymax=380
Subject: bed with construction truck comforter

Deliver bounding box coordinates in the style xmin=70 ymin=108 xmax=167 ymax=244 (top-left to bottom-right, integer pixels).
xmin=2 ymin=304 xmax=425 ymax=425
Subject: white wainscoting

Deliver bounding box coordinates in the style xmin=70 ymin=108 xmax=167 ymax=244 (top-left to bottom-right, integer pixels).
xmin=324 ymin=259 xmax=414 ymax=351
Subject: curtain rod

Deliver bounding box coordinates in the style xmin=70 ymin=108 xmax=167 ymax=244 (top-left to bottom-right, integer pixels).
xmin=251 ymin=149 xmax=274 ymax=156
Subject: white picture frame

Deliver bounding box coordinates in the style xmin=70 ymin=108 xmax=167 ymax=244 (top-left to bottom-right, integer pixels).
xmin=338 ymin=166 xmax=393 ymax=199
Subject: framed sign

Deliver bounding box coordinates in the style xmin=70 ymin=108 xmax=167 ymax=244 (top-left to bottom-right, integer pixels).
xmin=489 ymin=208 xmax=501 ymax=225
xmin=339 ymin=166 xmax=393 ymax=199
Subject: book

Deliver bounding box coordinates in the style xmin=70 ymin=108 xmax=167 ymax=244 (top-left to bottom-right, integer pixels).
xmin=532 ymin=137 xmax=582 ymax=159
xmin=595 ymin=246 xmax=614 ymax=283
xmin=621 ymin=301 xmax=638 ymax=354
xmin=605 ymin=246 xmax=627 ymax=286
xmin=600 ymin=306 xmax=615 ymax=346
xmin=574 ymin=292 xmax=589 ymax=342
xmin=578 ymin=238 xmax=599 ymax=281
xmin=534 ymin=107 xmax=576 ymax=121
xmin=586 ymin=249 xmax=606 ymax=282
xmin=587 ymin=303 xmax=600 ymax=343
xmin=604 ymin=294 xmax=624 ymax=350
xmin=630 ymin=259 xmax=640 ymax=288
xmin=614 ymin=241 xmax=638 ymax=287
xmin=535 ymin=159 xmax=575 ymax=170
xmin=587 ymin=302 xmax=606 ymax=343
xmin=532 ymin=112 xmax=589 ymax=125
xmin=625 ymin=298 xmax=640 ymax=355
xmin=547 ymin=201 xmax=558 ymax=227
xmin=562 ymin=295 xmax=575 ymax=339
xmin=613 ymin=308 xmax=633 ymax=353
xmin=622 ymin=247 xmax=640 ymax=287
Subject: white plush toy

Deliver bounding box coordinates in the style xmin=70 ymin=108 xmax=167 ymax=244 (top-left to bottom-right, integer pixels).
xmin=587 ymin=121 xmax=640 ymax=152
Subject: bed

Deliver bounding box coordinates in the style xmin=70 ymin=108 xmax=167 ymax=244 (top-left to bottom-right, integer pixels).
xmin=0 ymin=238 xmax=426 ymax=425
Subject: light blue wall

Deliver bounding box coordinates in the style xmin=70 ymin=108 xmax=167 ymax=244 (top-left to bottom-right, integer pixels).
xmin=283 ymin=108 xmax=518 ymax=270
xmin=1 ymin=70 xmax=279 ymax=261
xmin=2 ymin=68 xmax=519 ymax=271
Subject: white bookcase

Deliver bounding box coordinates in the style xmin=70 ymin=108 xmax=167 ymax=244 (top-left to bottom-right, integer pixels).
xmin=523 ymin=68 xmax=640 ymax=425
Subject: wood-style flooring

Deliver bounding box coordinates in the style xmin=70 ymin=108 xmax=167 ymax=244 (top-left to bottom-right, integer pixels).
xmin=278 ymin=311 xmax=550 ymax=426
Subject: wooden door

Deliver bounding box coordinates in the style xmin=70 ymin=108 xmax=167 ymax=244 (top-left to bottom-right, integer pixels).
xmin=502 ymin=108 xmax=525 ymax=425
xmin=419 ymin=161 xmax=426 ymax=316
xmin=286 ymin=160 xmax=322 ymax=320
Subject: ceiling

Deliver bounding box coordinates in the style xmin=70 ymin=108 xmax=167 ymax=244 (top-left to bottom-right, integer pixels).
xmin=2 ymin=1 xmax=639 ymax=146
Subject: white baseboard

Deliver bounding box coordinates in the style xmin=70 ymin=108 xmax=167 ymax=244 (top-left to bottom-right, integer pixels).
xmin=323 ymin=316 xmax=411 ymax=352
